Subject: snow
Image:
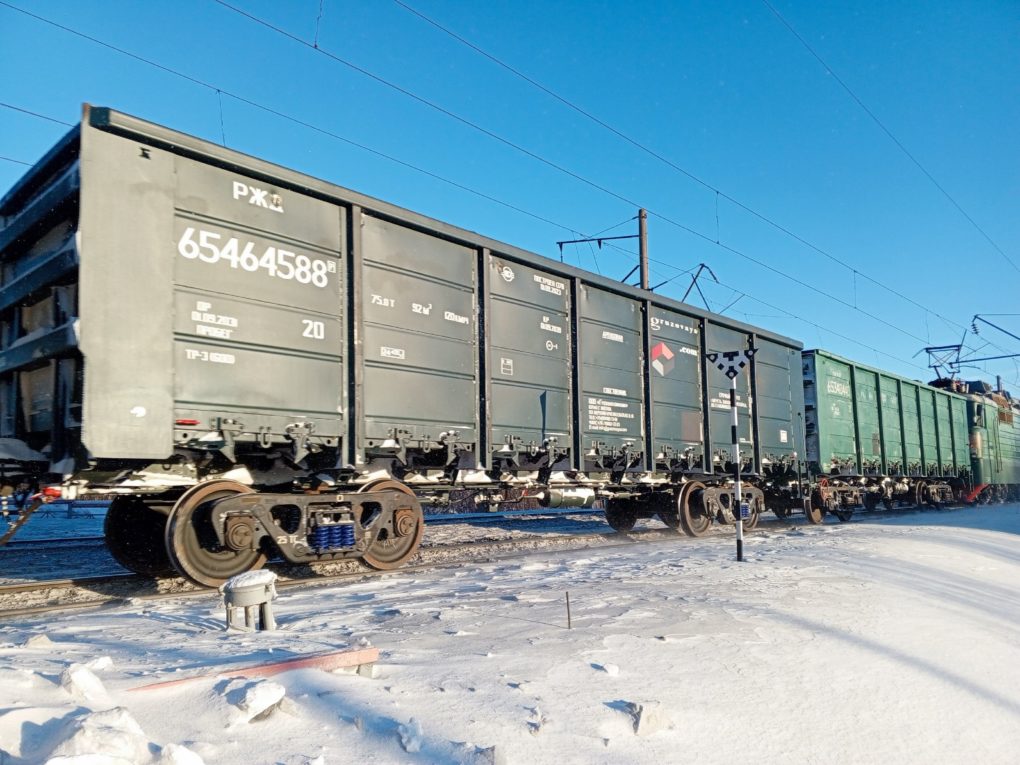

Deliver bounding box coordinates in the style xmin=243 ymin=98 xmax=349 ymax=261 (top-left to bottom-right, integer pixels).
xmin=224 ymin=679 xmax=286 ymax=724
xmin=1 ymin=504 xmax=1018 ymax=763
xmin=221 ymin=570 xmax=277 ymax=591
xmin=59 ymin=664 xmax=110 ymax=704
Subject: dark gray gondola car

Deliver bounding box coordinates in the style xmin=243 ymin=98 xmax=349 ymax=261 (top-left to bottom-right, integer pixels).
xmin=0 ymin=106 xmax=805 ymax=585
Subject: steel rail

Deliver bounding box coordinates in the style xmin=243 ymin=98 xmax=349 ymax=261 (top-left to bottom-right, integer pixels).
xmin=0 ymin=526 xmax=728 ymax=619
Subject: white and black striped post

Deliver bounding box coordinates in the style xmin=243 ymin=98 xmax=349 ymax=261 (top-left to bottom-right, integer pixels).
xmin=706 ymin=348 xmax=756 ymax=562
xmin=729 ymin=373 xmax=744 ymax=561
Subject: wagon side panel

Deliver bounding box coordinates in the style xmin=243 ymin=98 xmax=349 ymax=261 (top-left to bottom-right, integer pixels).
xmin=486 ymin=254 xmax=571 ymax=463
xmin=647 ymin=305 xmax=703 ymax=469
xmin=752 ymin=338 xmax=801 ymax=469
xmin=168 ymin=156 xmax=345 ymax=448
xmin=852 ymin=365 xmax=881 ymax=474
xmin=78 ymin=124 xmax=176 ymax=460
xmin=358 ymin=214 xmax=478 ymax=454
xmin=576 ymin=284 xmax=644 ymax=469
xmin=879 ymin=375 xmax=904 ymax=475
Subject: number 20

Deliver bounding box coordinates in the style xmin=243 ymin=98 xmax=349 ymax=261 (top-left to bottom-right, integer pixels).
xmin=302 ymin=320 xmax=325 ymax=340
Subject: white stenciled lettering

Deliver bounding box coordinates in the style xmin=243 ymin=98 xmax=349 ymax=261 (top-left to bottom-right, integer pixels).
xmin=532 ymin=274 xmax=565 ymax=296
xmin=232 ymin=180 xmax=284 ymax=213
xmin=540 ymin=316 xmax=563 ymax=334
xmin=190 ymin=300 xmax=239 ymax=340
xmin=190 ymin=310 xmax=238 ymax=327
xmin=650 ymin=315 xmax=698 ymax=334
xmin=380 ymin=346 xmax=406 ymax=360
xmin=444 ymin=310 xmax=470 ymax=325
xmin=302 ymin=320 xmax=325 ymax=340
xmin=371 ymin=294 xmax=395 ymax=308
xmin=177 ymin=227 xmax=330 ymax=287
xmin=196 ymin=325 xmax=233 ymax=339
xmin=826 ymin=379 xmax=851 ymax=397
xmin=586 ymin=397 xmax=636 ymax=433
xmin=185 ymin=348 xmax=235 ymax=365
xmin=602 ymin=330 xmax=624 ymax=343
xmin=710 ymin=391 xmax=749 ymax=411
xmin=603 ymin=386 xmax=627 ymax=396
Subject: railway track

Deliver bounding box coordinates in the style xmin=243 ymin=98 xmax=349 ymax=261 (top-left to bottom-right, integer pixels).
xmin=0 ymin=502 xmax=991 ymax=618
xmin=0 ymin=524 xmax=731 ymax=619
xmin=3 ymin=536 xmax=107 ymax=549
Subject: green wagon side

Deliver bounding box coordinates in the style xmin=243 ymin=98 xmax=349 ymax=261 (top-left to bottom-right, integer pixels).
xmin=968 ymin=390 xmax=1020 ymax=500
xmin=803 ymin=349 xmax=971 ymax=517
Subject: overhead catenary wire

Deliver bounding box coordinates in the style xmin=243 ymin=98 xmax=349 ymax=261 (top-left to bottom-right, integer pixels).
xmin=576 ymin=215 xmax=638 ymax=276
xmin=391 ymin=3 xmax=1019 ymax=381
xmin=0 ymin=155 xmax=32 ymax=166
xmin=57 ymin=22 xmax=985 ymax=360
xmin=0 ymin=100 xmax=74 ymax=127
xmin=0 ymin=11 xmax=992 ymax=379
xmin=313 ymin=0 xmax=325 ymax=49
xmin=389 ymin=0 xmax=996 ymax=340
xmin=760 ymin=0 xmax=1019 ymax=275
xmin=201 ymin=0 xmax=950 ymax=350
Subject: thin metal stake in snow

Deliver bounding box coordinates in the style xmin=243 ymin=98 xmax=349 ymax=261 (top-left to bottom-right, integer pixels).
xmin=565 ymin=591 xmax=572 ymax=629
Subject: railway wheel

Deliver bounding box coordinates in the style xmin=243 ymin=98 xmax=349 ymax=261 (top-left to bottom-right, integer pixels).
xmin=833 ymin=508 xmax=854 ymax=523
xmin=678 ymin=481 xmax=712 ymax=537
xmin=805 ymin=478 xmax=828 ymax=524
xmin=804 ymin=501 xmax=823 ymax=524
xmin=915 ymin=480 xmax=939 ymax=509
xmin=104 ymin=496 xmax=174 ymax=576
xmin=772 ymin=506 xmax=791 ymax=520
xmin=863 ymin=493 xmax=881 ymax=512
xmin=165 ymin=480 xmax=267 ymax=588
xmin=359 ymin=479 xmax=424 ymax=570
xmin=606 ymin=499 xmax=638 ymax=532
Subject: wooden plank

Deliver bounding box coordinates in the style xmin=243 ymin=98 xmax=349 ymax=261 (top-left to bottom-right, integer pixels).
xmin=0 ymin=499 xmax=43 ymax=546
xmin=129 ymin=647 xmax=379 ymax=692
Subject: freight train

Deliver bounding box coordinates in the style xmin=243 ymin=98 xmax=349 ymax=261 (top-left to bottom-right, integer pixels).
xmin=1 ymin=106 xmax=1017 ymax=586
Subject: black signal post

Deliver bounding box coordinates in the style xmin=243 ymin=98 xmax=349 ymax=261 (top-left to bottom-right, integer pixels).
xmin=706 ymin=348 xmax=757 ymax=561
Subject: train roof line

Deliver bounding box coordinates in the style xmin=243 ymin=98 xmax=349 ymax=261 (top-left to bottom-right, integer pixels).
xmin=79 ymin=104 xmax=802 ymax=350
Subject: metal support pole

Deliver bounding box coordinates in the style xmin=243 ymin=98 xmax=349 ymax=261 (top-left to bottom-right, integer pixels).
xmin=638 ymin=208 xmax=649 ymax=290
xmin=731 ymin=376 xmax=744 ymax=562
xmin=707 ymin=346 xmax=755 ymax=561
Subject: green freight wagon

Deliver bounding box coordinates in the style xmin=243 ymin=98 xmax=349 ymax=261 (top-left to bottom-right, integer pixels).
xmin=802 ymin=349 xmax=971 ymax=521
xmin=966 ymin=383 xmax=1020 ymax=502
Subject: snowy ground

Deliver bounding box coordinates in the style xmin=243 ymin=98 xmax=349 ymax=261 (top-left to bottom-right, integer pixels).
xmin=1 ymin=504 xmax=1018 ymax=764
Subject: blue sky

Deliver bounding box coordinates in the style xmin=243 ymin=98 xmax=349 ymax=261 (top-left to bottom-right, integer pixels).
xmin=2 ymin=1 xmax=1017 ymax=385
